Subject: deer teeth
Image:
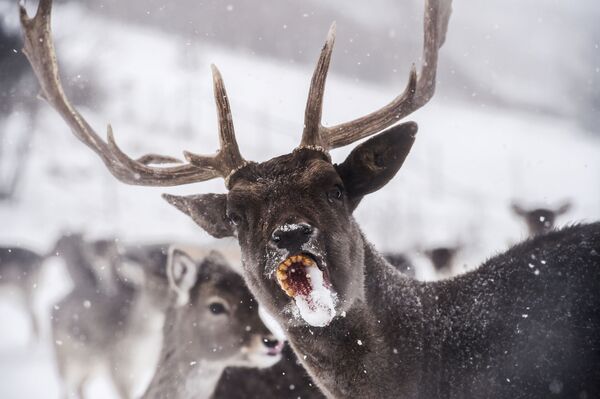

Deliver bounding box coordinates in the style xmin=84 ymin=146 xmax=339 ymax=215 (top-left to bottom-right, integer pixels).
xmin=276 ymin=269 xmax=288 ymax=281
xmin=276 ymin=254 xmax=318 ymax=298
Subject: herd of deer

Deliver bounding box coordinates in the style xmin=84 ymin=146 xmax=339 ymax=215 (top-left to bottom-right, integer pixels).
xmin=0 ymin=0 xmax=598 ymax=397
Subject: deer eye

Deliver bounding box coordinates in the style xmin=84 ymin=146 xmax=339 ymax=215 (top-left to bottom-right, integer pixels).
xmin=208 ymin=302 xmax=227 ymax=315
xmin=326 ymin=186 xmax=344 ymax=203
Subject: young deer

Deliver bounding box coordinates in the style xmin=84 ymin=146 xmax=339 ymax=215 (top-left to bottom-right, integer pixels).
xmin=51 ymin=235 xmax=170 ymax=399
xmin=0 ymin=246 xmax=44 ymax=339
xmin=122 ymin=244 xmax=322 ymax=399
xmin=21 ymin=0 xmax=600 ymax=397
xmin=511 ymin=201 xmax=572 ymax=236
xmin=142 ymin=249 xmax=284 ymax=399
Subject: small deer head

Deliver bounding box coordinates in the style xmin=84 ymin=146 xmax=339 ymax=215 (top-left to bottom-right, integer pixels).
xmin=20 ymin=0 xmax=450 ymax=327
xmin=511 ymin=201 xmax=572 ymax=236
xmin=167 ymin=249 xmax=283 ymax=367
xmin=423 ymin=245 xmax=462 ymax=273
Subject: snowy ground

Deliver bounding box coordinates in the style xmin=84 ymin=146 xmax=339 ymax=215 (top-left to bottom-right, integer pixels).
xmin=1 ymin=3 xmax=599 ymax=398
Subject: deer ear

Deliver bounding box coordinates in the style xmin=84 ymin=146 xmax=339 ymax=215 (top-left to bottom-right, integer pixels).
xmin=335 ymin=122 xmax=417 ymax=209
xmin=167 ymin=249 xmax=199 ymax=306
xmin=511 ymin=202 xmax=527 ymax=217
xmin=556 ymin=201 xmax=572 ymax=216
xmin=162 ymin=193 xmax=235 ymax=238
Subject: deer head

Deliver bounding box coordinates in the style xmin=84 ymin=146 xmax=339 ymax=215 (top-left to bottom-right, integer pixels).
xmin=166 ymin=248 xmax=283 ymax=367
xmin=423 ymin=245 xmax=462 ymax=273
xmin=511 ymin=201 xmax=572 ymax=236
xmin=20 ymin=0 xmax=451 ymax=327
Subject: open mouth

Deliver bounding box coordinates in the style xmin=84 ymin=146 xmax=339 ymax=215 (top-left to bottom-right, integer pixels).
xmin=275 ymin=254 xmax=336 ymax=327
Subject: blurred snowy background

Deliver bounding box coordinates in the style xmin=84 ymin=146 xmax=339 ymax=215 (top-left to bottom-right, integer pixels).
xmin=0 ymin=0 xmax=599 ymax=397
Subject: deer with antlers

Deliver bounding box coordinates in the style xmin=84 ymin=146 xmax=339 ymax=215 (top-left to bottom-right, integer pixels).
xmin=20 ymin=0 xmax=600 ymax=397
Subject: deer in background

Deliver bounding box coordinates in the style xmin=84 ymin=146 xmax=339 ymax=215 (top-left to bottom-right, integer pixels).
xmin=142 ymin=248 xmax=284 ymax=399
xmin=50 ymin=233 xmax=122 ymax=295
xmin=21 ymin=0 xmax=600 ymax=397
xmin=51 ymin=234 xmax=170 ymax=399
xmin=0 ymin=245 xmax=44 ymax=340
xmin=384 ymin=239 xmax=465 ymax=280
xmin=422 ymin=243 xmax=463 ymax=278
xmin=383 ymin=252 xmax=416 ymax=277
xmin=384 ymin=243 xmax=464 ymax=280
xmin=511 ymin=200 xmax=572 ymax=236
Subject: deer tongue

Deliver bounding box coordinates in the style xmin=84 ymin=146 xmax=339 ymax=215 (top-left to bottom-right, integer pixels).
xmin=292 ymin=263 xmax=336 ymax=327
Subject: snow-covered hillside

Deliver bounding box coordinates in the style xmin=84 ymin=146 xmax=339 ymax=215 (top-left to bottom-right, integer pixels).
xmin=0 ymin=2 xmax=599 ymax=398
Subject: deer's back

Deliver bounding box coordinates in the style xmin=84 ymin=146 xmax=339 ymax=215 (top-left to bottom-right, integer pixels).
xmin=52 ymin=283 xmax=138 ymax=350
xmin=424 ymin=223 xmax=600 ymax=398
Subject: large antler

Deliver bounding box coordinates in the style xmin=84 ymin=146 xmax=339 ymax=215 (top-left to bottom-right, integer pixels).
xmin=300 ymin=0 xmax=452 ymax=151
xmin=19 ymin=0 xmax=247 ymax=187
xmin=183 ymin=65 xmax=251 ymax=181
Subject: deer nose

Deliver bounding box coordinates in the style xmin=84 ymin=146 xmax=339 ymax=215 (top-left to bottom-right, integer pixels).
xmin=261 ymin=336 xmax=284 ymax=355
xmin=271 ymin=223 xmax=314 ymax=249
xmin=262 ymin=336 xmax=280 ymax=349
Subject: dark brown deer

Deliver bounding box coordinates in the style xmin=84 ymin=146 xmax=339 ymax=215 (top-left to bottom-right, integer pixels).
xmin=20 ymin=0 xmax=600 ymax=398
xmin=511 ymin=200 xmax=572 ymax=236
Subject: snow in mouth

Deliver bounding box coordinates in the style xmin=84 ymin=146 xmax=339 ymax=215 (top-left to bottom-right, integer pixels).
xmin=276 ymin=254 xmax=336 ymax=327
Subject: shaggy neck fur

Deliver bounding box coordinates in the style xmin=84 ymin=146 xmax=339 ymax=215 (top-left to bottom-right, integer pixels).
xmin=285 ymin=237 xmax=427 ymax=398
xmin=142 ymin=310 xmax=225 ymax=399
xmin=269 ymin=223 xmax=600 ymax=399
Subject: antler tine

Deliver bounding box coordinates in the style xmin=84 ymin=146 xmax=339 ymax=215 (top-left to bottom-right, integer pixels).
xmin=300 ymin=0 xmax=452 ymax=151
xmin=184 ymin=65 xmax=248 ymax=179
xmin=414 ymin=0 xmax=451 ymax=106
xmin=300 ymin=22 xmax=336 ymax=149
xmin=19 ymin=0 xmax=221 ymax=186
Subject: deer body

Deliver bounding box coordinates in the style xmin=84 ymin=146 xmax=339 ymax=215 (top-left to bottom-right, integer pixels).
xmin=52 ymin=236 xmax=169 ymax=399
